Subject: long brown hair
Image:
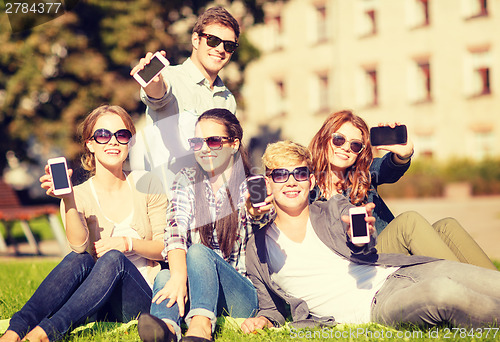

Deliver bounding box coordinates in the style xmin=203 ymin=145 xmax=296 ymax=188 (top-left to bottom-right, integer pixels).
xmin=193 ymin=108 xmax=250 ymax=259
xmin=80 ymin=105 xmax=136 ymax=175
xmin=309 ymin=110 xmax=373 ymax=205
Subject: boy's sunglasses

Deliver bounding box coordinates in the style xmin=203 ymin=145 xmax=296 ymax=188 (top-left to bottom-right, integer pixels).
xmin=268 ymin=166 xmax=310 ymax=183
xmin=91 ymin=129 xmax=132 ymax=145
xmin=198 ymin=33 xmax=239 ymax=53
xmin=188 ymin=136 xmax=234 ymax=151
xmin=332 ymin=133 xmax=365 ymax=154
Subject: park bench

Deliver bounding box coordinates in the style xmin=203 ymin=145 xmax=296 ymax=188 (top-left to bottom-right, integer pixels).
xmin=0 ymin=179 xmax=68 ymax=255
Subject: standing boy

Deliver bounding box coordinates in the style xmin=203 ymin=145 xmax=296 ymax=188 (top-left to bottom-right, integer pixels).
xmin=129 ymin=7 xmax=240 ymax=192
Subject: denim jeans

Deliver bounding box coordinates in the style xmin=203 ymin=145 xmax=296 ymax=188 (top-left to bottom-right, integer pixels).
xmin=371 ymin=259 xmax=500 ymax=327
xmin=151 ymin=244 xmax=258 ymax=341
xmin=7 ymin=250 xmax=152 ymax=341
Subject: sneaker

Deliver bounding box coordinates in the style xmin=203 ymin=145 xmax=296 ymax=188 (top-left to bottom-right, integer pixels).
xmin=138 ymin=313 xmax=176 ymax=342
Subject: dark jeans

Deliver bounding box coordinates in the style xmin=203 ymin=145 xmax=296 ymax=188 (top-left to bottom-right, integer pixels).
xmin=371 ymin=260 xmax=500 ymax=327
xmin=7 ymin=250 xmax=152 ymax=341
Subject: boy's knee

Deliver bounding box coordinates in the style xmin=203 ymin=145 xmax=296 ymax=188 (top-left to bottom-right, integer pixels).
xmin=399 ymin=211 xmax=427 ymax=226
xmin=433 ymin=217 xmax=462 ymax=234
xmin=390 ymin=211 xmax=427 ymax=237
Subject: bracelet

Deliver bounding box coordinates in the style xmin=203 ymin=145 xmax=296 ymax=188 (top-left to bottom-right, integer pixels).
xmin=396 ymin=150 xmax=414 ymax=162
xmin=127 ymin=236 xmax=133 ymax=252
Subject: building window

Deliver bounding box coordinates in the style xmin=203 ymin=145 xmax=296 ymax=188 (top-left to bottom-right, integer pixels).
xmin=357 ymin=0 xmax=378 ymax=37
xmin=471 ymin=129 xmax=494 ymax=160
xmin=266 ymin=79 xmax=287 ymax=116
xmin=408 ymin=60 xmax=432 ymax=103
xmin=357 ymin=68 xmax=378 ymax=107
xmin=310 ymin=73 xmax=330 ymax=113
xmin=406 ymin=0 xmax=430 ymax=27
xmin=315 ymin=6 xmax=328 ymax=43
xmin=414 ymin=133 xmax=435 ymax=159
xmin=476 ymin=67 xmax=490 ymax=95
xmin=365 ymin=9 xmax=377 ymax=35
xmin=266 ymin=15 xmax=283 ymax=51
xmin=462 ymin=0 xmax=488 ymax=18
xmin=464 ymin=49 xmax=491 ymax=97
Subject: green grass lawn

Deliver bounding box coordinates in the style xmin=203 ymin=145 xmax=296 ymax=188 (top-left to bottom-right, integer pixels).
xmin=1 ymin=260 xmax=499 ymax=341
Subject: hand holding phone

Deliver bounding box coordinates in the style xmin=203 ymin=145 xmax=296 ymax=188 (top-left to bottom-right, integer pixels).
xmin=47 ymin=157 xmax=72 ymax=195
xmin=370 ymin=125 xmax=407 ymax=146
xmin=132 ymin=51 xmax=170 ymax=88
xmin=247 ymin=175 xmax=267 ymax=207
xmin=349 ymin=207 xmax=370 ymax=244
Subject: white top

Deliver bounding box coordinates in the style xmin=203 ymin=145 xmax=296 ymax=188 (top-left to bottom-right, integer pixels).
xmin=89 ymin=175 xmax=151 ymax=288
xmin=266 ymin=219 xmax=398 ymax=323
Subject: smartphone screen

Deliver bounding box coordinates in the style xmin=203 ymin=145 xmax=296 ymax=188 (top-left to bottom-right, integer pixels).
xmin=247 ymin=176 xmax=267 ymax=207
xmin=137 ymin=55 xmax=166 ymax=84
xmin=351 ymin=213 xmax=368 ymax=237
xmin=50 ymin=162 xmax=70 ymax=190
xmin=370 ymin=125 xmax=407 ymax=146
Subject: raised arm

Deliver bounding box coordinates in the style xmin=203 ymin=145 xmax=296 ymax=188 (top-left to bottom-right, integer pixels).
xmin=130 ymin=51 xmax=169 ymax=100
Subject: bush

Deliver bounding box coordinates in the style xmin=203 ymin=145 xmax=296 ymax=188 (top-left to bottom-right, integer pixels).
xmin=378 ymin=158 xmax=500 ymax=198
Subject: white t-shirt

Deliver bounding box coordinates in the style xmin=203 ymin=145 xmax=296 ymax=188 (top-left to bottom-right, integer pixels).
xmin=266 ymin=219 xmax=398 ymax=323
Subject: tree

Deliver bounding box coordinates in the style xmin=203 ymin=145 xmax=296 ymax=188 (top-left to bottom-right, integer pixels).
xmin=0 ymin=0 xmax=262 ymax=182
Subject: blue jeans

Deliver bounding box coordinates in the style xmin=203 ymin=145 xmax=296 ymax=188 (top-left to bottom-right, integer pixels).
xmin=7 ymin=250 xmax=152 ymax=341
xmin=371 ymin=260 xmax=500 ymax=327
xmin=151 ymin=244 xmax=258 ymax=341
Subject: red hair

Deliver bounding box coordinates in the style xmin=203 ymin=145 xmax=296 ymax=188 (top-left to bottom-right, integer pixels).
xmin=309 ymin=110 xmax=373 ymax=205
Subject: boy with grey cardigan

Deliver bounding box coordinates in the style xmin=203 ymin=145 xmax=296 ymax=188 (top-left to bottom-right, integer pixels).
xmin=241 ymin=141 xmax=500 ymax=333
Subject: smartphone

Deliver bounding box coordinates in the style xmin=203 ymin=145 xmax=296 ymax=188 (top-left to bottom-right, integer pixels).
xmin=133 ymin=51 xmax=170 ymax=87
xmin=247 ymin=175 xmax=267 ymax=207
xmin=349 ymin=207 xmax=370 ymax=244
xmin=48 ymin=157 xmax=72 ymax=195
xmin=370 ymin=125 xmax=407 ymax=146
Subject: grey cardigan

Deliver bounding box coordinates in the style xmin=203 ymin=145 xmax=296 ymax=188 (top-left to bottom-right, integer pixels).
xmin=245 ymin=195 xmax=437 ymax=328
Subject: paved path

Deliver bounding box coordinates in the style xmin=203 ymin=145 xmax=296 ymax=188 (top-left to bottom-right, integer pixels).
xmin=386 ymin=195 xmax=500 ymax=261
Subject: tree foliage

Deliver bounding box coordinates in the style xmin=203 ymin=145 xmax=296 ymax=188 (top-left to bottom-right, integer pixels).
xmin=0 ymin=0 xmax=262 ymax=173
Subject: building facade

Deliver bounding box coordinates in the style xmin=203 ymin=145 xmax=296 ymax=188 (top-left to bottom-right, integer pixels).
xmin=241 ymin=0 xmax=499 ymax=161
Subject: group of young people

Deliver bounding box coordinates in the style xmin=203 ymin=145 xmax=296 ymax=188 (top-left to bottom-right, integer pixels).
xmin=2 ymin=6 xmax=499 ymax=342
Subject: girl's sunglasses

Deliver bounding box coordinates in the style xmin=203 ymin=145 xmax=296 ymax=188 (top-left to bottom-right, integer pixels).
xmin=332 ymin=133 xmax=365 ymax=154
xmin=188 ymin=136 xmax=234 ymax=151
xmin=268 ymin=166 xmax=310 ymax=183
xmin=198 ymin=33 xmax=239 ymax=53
xmin=91 ymin=129 xmax=132 ymax=145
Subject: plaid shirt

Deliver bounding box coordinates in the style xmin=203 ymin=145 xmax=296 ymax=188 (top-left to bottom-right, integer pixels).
xmin=162 ymin=167 xmax=272 ymax=277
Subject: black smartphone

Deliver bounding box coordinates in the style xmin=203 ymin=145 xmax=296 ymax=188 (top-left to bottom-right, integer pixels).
xmin=370 ymin=125 xmax=407 ymax=146
xmin=246 ymin=175 xmax=267 ymax=207
xmin=133 ymin=52 xmax=170 ymax=87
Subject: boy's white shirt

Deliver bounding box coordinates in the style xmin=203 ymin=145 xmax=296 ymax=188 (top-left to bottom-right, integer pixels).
xmin=266 ymin=218 xmax=398 ymax=323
